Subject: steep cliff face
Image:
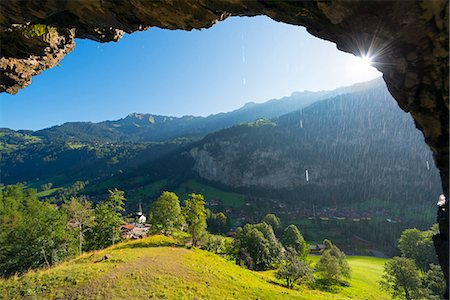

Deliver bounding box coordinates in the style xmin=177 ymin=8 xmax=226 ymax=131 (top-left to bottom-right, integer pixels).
xmin=190 ymin=143 xmax=307 ymax=189
xmin=1 ymin=1 xmax=447 ymax=194
xmin=187 ymin=85 xmax=441 ymax=204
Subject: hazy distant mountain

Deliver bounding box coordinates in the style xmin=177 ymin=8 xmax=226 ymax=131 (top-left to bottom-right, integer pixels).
xmin=33 ymin=78 xmax=385 ymax=143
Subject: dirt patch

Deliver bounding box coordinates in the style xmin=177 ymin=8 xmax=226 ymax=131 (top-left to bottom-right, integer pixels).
xmin=64 ymin=247 xmax=194 ymax=299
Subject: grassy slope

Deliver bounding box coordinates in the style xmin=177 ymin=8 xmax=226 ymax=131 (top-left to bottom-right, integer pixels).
xmin=174 ymin=180 xmax=246 ymax=209
xmin=308 ymin=255 xmax=391 ymax=299
xmin=0 ymin=236 xmax=390 ymax=300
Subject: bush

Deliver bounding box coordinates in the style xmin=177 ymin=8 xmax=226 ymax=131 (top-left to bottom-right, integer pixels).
xmin=201 ymin=234 xmax=233 ymax=254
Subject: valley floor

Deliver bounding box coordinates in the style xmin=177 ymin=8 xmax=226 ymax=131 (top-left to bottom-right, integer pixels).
xmin=0 ymin=236 xmax=390 ymax=300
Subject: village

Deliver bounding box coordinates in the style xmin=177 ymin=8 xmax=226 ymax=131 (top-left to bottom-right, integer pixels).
xmin=119 ymin=196 xmax=395 ymax=257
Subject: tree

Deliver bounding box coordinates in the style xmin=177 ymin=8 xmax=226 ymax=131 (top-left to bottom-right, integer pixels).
xmin=324 ymin=239 xmax=350 ymax=279
xmin=182 ymin=193 xmax=207 ymax=247
xmin=281 ymin=224 xmax=309 ymax=260
xmin=380 ymin=257 xmax=425 ymax=300
xmin=262 ymin=213 xmax=281 ymax=232
xmin=149 ymin=191 xmax=183 ymax=235
xmin=315 ymin=251 xmax=343 ymax=284
xmin=398 ymin=228 xmax=437 ymax=271
xmin=216 ymin=212 xmax=228 ymax=234
xmin=233 ymin=222 xmax=282 ymax=270
xmin=314 ymin=239 xmax=350 ymax=285
xmin=85 ymin=189 xmax=126 ymax=250
xmin=201 ymin=234 xmax=232 ymax=254
xmin=275 ymin=248 xmax=313 ymax=288
xmin=40 ymin=182 xmax=53 ymax=191
xmin=422 ymin=264 xmax=447 ymax=298
xmin=0 ymin=185 xmax=75 ymax=276
xmin=62 ymin=197 xmax=95 ymax=255
xmin=206 ymin=209 xmax=229 ymax=234
xmin=254 ymin=222 xmax=283 ymax=264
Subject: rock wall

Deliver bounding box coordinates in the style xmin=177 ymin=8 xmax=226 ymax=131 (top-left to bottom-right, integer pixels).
xmin=190 ymin=145 xmax=307 ymax=189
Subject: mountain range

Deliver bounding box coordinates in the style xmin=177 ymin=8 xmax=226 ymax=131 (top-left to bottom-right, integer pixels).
xmin=1 ymin=77 xmax=442 ymax=251
xmin=0 ymin=77 xmax=441 ymax=209
xmin=29 ymin=79 xmax=384 ymax=143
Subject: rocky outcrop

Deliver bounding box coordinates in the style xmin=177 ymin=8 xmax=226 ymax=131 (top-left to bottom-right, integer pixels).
xmin=190 ymin=145 xmax=308 ymax=189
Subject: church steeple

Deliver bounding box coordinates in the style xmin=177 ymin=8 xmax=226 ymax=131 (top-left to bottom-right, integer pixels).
xmin=136 ymin=201 xmax=146 ymax=224
xmin=137 ymin=201 xmax=143 ymax=216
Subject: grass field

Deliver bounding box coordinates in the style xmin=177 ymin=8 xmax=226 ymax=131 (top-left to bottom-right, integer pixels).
xmin=307 ymin=255 xmax=390 ymax=299
xmin=36 ymin=187 xmax=63 ymax=198
xmin=175 ymin=180 xmax=246 ymax=209
xmin=0 ymin=235 xmax=390 ymax=300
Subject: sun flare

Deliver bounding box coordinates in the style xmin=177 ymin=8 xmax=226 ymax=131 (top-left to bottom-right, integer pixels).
xmin=347 ymin=54 xmax=380 ymax=80
xmin=353 ymin=55 xmax=373 ymax=69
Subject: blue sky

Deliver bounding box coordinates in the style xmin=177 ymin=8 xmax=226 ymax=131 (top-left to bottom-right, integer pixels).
xmin=0 ymin=16 xmax=381 ymax=130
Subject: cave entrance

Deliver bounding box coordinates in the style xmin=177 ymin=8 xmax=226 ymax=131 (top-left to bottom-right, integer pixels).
xmin=1 ymin=14 xmax=443 ymax=258
xmin=1 ymin=1 xmax=448 ymax=295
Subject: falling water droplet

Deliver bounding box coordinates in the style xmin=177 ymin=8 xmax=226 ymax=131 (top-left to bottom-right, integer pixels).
xmin=300 ymin=120 xmax=303 ymax=128
xmin=426 ymin=161 xmax=430 ymax=170
xmin=305 ymin=169 xmax=309 ymax=182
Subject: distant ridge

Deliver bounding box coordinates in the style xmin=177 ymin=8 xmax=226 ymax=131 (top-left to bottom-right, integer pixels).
xmin=31 ymin=78 xmax=384 ymax=143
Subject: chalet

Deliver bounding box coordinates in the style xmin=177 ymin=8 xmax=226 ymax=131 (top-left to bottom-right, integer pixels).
xmin=351 ymin=235 xmax=373 ymax=250
xmin=309 ymin=244 xmax=326 ymax=254
xmin=120 ymin=223 xmax=135 ymax=239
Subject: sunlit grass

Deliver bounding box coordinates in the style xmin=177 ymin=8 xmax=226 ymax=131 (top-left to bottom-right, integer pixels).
xmin=0 ymin=235 xmax=390 ymax=300
xmin=308 ymin=255 xmax=390 ymax=299
xmin=36 ymin=187 xmax=63 ymax=198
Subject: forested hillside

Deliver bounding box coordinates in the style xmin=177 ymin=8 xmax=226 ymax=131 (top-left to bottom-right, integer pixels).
xmin=0 ymin=79 xmax=383 ymax=187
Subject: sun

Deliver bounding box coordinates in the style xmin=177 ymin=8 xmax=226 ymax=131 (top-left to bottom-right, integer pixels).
xmin=347 ymin=54 xmax=380 ymax=80
xmin=353 ymin=55 xmax=373 ymax=69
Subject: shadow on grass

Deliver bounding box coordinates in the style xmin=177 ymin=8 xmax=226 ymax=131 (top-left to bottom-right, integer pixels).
xmin=113 ymin=236 xmax=185 ymax=250
xmin=266 ymin=279 xmax=294 ymax=289
xmin=308 ymin=278 xmax=349 ymax=293
xmin=114 ymin=241 xmax=183 ymax=250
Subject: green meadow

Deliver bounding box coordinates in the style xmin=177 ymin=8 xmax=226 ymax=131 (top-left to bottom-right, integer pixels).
xmin=175 ymin=180 xmax=246 ymax=209
xmin=0 ymin=235 xmax=390 ymax=300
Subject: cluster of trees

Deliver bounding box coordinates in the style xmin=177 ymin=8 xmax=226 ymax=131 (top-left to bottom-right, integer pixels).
xmin=148 ymin=191 xmax=209 ymax=247
xmin=232 ymin=213 xmax=350 ymax=289
xmin=0 ymin=185 xmax=127 ymax=277
xmin=380 ymin=225 xmax=446 ymax=299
